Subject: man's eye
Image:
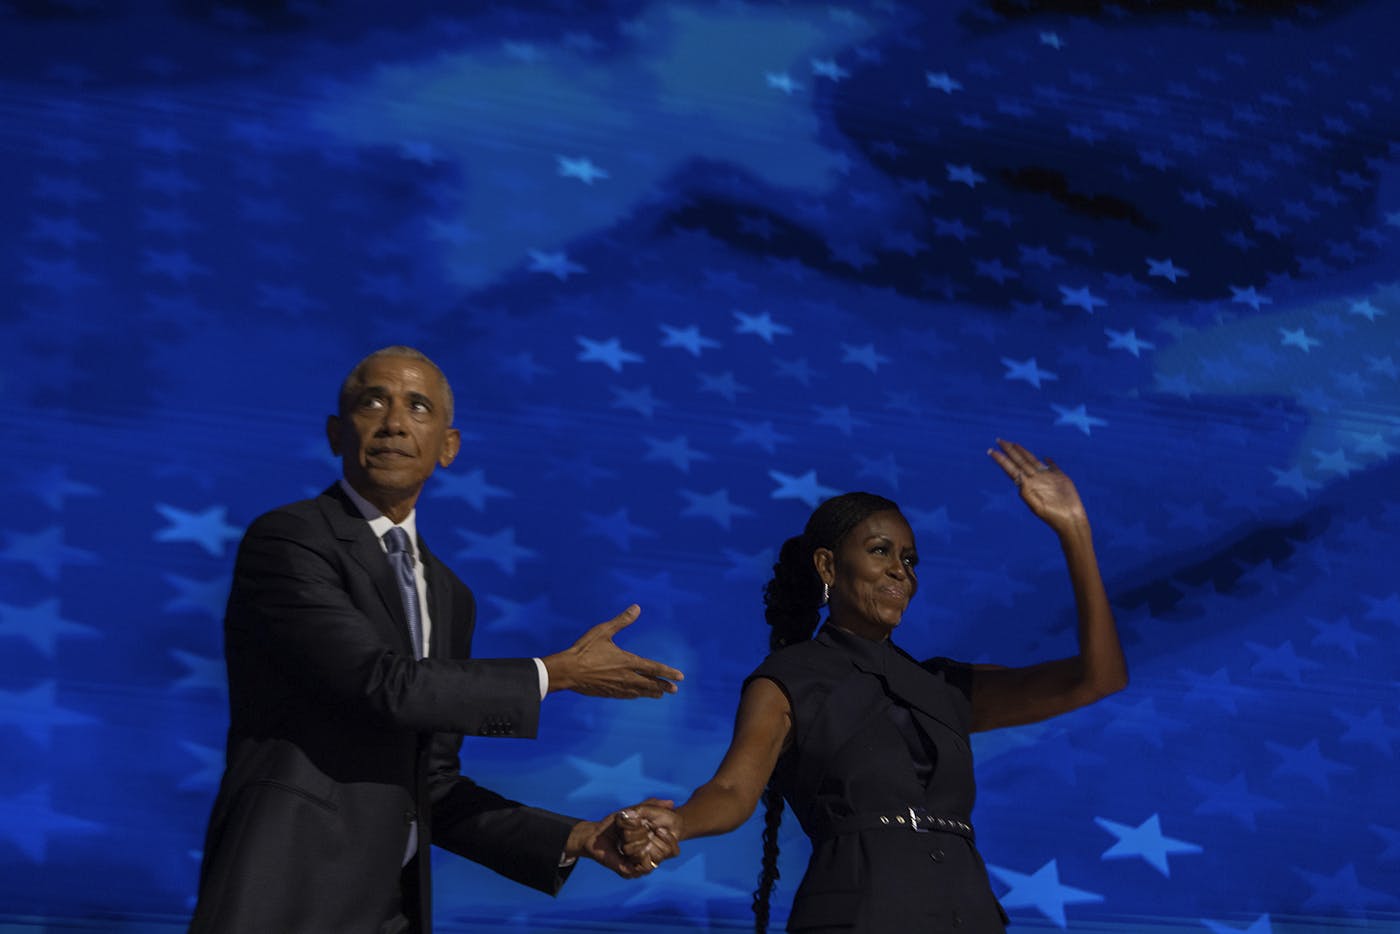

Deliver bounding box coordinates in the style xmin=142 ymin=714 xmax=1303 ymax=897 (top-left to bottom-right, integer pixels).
xmin=903 ymin=556 xmax=918 ymax=568
xmin=872 ymin=546 xmax=887 ymax=554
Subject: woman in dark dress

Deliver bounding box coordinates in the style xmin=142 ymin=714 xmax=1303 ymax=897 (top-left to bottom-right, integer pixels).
xmin=622 ymin=439 xmax=1128 ymax=932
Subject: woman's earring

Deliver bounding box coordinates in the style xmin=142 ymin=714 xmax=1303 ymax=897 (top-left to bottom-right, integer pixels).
xmin=822 ymin=581 xmax=830 ymax=605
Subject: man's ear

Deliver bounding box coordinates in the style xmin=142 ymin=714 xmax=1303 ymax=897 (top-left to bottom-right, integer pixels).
xmin=813 ymin=547 xmax=835 ymax=587
xmin=438 ymin=427 xmax=461 ymax=468
xmin=326 ymin=414 xmax=342 ymax=456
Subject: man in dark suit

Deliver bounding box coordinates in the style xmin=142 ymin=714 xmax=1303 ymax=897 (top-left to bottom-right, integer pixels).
xmin=190 ymin=347 xmax=683 ymax=933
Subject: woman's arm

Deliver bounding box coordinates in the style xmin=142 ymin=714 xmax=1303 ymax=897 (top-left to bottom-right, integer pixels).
xmin=971 ymin=439 xmax=1128 ymax=732
xmin=622 ymin=676 xmax=792 ymax=852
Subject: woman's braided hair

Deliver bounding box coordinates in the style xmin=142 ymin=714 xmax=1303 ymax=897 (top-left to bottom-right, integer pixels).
xmin=751 ymin=492 xmax=901 ymax=932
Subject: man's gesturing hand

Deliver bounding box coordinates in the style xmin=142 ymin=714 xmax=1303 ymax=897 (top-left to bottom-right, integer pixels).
xmin=543 ymin=605 xmax=683 ymax=698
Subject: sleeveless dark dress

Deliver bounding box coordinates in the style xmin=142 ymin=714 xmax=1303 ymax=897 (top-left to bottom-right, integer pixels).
xmin=748 ymin=625 xmax=1008 ymax=933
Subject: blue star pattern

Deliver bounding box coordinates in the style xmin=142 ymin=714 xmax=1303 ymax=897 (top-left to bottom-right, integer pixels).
xmin=2 ymin=1 xmax=1399 ymax=930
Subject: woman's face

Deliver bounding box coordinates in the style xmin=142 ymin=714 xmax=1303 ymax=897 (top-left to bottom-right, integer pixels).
xmin=816 ymin=510 xmax=919 ymax=640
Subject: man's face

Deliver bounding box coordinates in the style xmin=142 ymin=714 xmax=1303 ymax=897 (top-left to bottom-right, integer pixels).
xmin=326 ymin=355 xmax=460 ymax=514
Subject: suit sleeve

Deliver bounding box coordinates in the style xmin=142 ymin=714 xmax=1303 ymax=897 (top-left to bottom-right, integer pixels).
xmin=226 ymin=507 xmax=541 ymax=737
xmin=425 ymin=731 xmax=580 ymax=894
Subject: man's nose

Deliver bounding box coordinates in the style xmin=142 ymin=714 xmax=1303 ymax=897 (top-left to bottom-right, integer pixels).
xmin=376 ymin=402 xmax=408 ymax=433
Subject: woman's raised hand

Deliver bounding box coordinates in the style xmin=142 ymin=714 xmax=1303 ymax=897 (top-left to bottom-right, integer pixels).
xmin=987 ymin=438 xmax=1089 ymax=534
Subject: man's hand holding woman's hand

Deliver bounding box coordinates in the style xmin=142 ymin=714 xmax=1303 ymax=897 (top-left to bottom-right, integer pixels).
xmin=616 ymin=801 xmax=683 ymax=870
xmin=568 ymin=799 xmax=681 ymax=879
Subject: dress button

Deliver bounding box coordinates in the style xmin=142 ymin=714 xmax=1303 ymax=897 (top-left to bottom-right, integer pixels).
xmin=951 ymin=912 xmax=962 ymax=928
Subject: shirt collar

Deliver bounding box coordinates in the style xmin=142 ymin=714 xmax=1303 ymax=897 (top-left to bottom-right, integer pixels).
xmin=338 ymin=478 xmax=418 ymax=556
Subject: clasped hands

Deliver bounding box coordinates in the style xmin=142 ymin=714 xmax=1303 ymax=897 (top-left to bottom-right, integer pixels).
xmin=568 ymin=799 xmax=682 ymax=879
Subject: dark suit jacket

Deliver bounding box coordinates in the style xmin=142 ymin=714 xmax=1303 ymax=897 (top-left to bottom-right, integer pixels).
xmin=190 ymin=485 xmax=577 ymax=934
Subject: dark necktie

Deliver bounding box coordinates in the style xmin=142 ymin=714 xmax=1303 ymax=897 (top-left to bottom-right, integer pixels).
xmin=383 ymin=526 xmax=424 ymax=659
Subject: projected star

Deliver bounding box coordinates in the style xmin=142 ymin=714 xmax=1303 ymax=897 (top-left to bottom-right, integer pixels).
xmin=610 ymin=569 xmax=703 ymax=621
xmin=1333 ymin=707 xmax=1399 ymax=757
xmin=1051 ymin=404 xmax=1107 ymax=435
xmin=679 ymin=489 xmax=753 ymax=530
xmin=643 ymin=436 xmax=711 ymax=473
xmin=1101 ymin=697 xmax=1187 ymax=748
xmin=1058 ymin=285 xmax=1107 ymax=313
xmin=158 ymin=574 xmax=227 ymax=622
xmin=904 ymin=505 xmax=969 ymax=544
xmin=659 ymin=323 xmax=720 ymax=356
xmin=1360 ymin=592 xmax=1400 ymax=626
xmin=610 ymin=385 xmax=664 ymax=418
xmin=812 ymin=405 xmax=866 ymax=435
xmin=481 ymin=594 xmax=572 ymax=635
xmin=1202 ymin=915 xmax=1273 ymax=934
xmin=1279 ymin=327 xmax=1320 ymax=351
xmin=1178 ymin=666 xmax=1254 ymax=714
xmin=1307 ymin=615 xmax=1372 ymax=658
xmin=925 ymin=71 xmax=962 ymax=93
xmin=774 ymin=357 xmax=813 ymax=384
xmin=556 ymin=155 xmax=608 ymax=184
xmin=0 ymin=600 xmax=98 ymax=658
xmin=1296 ymin=863 xmax=1396 ymax=912
xmin=575 ymin=336 xmax=643 ymax=372
xmin=1002 ymin=357 xmax=1058 ymax=389
xmin=565 ymin=753 xmax=686 ymax=803
xmin=1105 ymin=328 xmax=1155 ymax=357
xmin=0 ymin=525 xmax=99 ymax=581
xmin=434 ymin=468 xmax=513 ymax=511
xmin=731 ymin=420 xmax=792 ymax=453
xmin=769 ymin=470 xmax=840 ymax=508
xmin=811 ymin=58 xmax=848 ymax=81
xmin=170 ymin=650 xmax=227 ymax=695
xmin=25 ymin=465 xmax=99 ymax=511
xmin=1246 ymin=640 xmax=1322 ymax=683
xmin=528 ymin=249 xmax=585 ymax=281
xmin=1349 ymin=299 xmax=1384 ymax=321
xmin=946 ymin=163 xmax=984 ymax=187
xmin=0 ymin=785 xmax=102 ymax=862
xmin=733 ymin=310 xmax=792 ymax=343
xmin=1229 ymin=285 xmax=1271 ymax=310
xmin=855 ymin=452 xmax=901 ymax=490
xmin=841 ymin=343 xmax=889 ymax=373
xmin=1095 ymin=813 xmax=1201 ymax=877
xmin=1266 ymin=738 xmax=1353 ymax=792
xmin=1145 ymin=258 xmax=1188 ymax=282
xmin=0 ymin=681 xmax=95 ymax=747
xmin=1371 ymin=823 xmax=1400 ymax=860
xmin=583 ymin=509 xmax=658 ymax=551
xmin=697 ymin=371 xmax=749 ymax=402
xmin=764 ymin=71 xmax=799 ymax=95
xmin=154 ymin=504 xmax=242 ymax=557
xmin=1267 ymin=465 xmax=1318 ymax=498
xmin=723 ymin=546 xmax=775 ymax=582
xmin=987 ymin=859 xmax=1103 ymax=927
xmin=455 ymin=527 xmax=536 ymax=574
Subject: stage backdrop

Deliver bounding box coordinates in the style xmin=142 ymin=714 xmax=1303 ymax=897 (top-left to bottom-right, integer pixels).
xmin=2 ymin=1 xmax=1398 ymax=931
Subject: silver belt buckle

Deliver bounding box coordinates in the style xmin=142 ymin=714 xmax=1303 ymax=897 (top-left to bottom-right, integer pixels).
xmin=908 ymin=806 xmax=929 ymax=833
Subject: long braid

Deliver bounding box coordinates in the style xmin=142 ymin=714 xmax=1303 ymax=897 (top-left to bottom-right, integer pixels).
xmin=752 ymin=491 xmax=900 ymax=931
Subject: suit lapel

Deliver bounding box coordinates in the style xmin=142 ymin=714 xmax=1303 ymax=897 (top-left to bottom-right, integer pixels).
xmin=318 ymin=485 xmax=415 ymax=656
xmin=419 ymin=539 xmax=453 ymax=659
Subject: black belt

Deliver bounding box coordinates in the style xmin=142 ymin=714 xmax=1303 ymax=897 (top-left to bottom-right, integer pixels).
xmin=826 ymin=807 xmax=975 ymax=842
